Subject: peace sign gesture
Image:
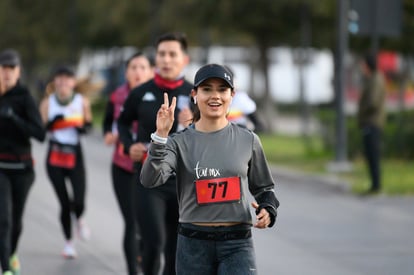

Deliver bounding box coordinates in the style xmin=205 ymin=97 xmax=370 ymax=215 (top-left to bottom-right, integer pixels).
xmin=155 ymin=93 xmax=176 ymax=138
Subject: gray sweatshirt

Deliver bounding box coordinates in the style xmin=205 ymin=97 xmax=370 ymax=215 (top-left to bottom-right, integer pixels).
xmin=141 ymin=123 xmax=278 ymax=225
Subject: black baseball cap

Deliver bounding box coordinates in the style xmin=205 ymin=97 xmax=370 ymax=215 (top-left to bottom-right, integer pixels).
xmin=0 ymin=49 xmax=21 ymax=66
xmin=194 ymin=64 xmax=234 ymax=89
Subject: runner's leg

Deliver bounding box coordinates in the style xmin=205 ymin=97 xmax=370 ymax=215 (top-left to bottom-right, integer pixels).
xmin=112 ymin=164 xmax=138 ymax=275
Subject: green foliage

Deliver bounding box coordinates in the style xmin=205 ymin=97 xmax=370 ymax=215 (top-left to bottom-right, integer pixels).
xmin=260 ymin=133 xmax=414 ymax=195
xmin=259 ymin=133 xmax=332 ymax=174
xmin=315 ymin=108 xmax=414 ymax=160
xmin=1 ymin=0 xmax=414 ymax=64
xmin=382 ymin=111 xmax=414 ymax=159
xmin=91 ymin=95 xmax=108 ymax=129
xmin=345 ymin=158 xmax=414 ymax=195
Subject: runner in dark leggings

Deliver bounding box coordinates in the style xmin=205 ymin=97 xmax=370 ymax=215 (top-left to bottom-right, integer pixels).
xmin=39 ymin=66 xmax=93 ymax=259
xmin=103 ymin=52 xmax=154 ymax=275
xmin=118 ymin=32 xmax=193 ymax=275
xmin=135 ymin=180 xmax=179 ymax=275
xmin=0 ymin=171 xmax=34 ymax=275
xmin=45 ymin=143 xmax=86 ymax=240
xmin=0 ymin=48 xmax=46 ymax=275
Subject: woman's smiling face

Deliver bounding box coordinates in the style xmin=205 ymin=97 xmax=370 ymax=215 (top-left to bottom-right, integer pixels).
xmin=193 ymin=78 xmax=234 ymax=121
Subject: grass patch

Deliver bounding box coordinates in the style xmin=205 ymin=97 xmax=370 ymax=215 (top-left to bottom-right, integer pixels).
xmin=259 ymin=134 xmax=414 ymax=196
xmin=259 ymin=134 xmax=332 ymax=174
xmin=382 ymin=160 xmax=414 ymax=195
xmin=344 ymin=158 xmax=414 ymax=195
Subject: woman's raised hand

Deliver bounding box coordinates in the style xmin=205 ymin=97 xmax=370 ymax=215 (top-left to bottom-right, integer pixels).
xmin=156 ymin=93 xmax=176 ymax=137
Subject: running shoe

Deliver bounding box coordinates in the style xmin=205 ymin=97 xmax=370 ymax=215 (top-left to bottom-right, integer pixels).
xmin=77 ymin=219 xmax=91 ymax=241
xmin=3 ymin=271 xmax=13 ymax=275
xmin=9 ymin=253 xmax=20 ymax=275
xmin=61 ymin=241 xmax=77 ymax=259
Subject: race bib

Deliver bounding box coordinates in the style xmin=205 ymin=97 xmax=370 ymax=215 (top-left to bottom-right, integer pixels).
xmin=48 ymin=144 xmax=76 ymax=169
xmin=194 ymin=176 xmax=241 ymax=205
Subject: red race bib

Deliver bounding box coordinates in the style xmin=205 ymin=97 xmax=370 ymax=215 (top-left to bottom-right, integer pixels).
xmin=48 ymin=144 xmax=76 ymax=169
xmin=194 ymin=176 xmax=241 ymax=205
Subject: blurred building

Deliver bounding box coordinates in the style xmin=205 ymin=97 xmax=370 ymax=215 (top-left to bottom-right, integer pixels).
xmin=75 ymin=46 xmax=414 ymax=114
xmin=76 ymin=46 xmax=335 ymax=105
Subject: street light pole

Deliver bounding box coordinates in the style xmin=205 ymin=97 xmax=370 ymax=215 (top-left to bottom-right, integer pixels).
xmin=328 ymin=0 xmax=352 ymax=172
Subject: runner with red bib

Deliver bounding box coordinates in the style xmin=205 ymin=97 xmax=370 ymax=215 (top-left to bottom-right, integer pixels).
xmin=141 ymin=64 xmax=279 ymax=275
xmin=39 ymin=66 xmax=93 ymax=259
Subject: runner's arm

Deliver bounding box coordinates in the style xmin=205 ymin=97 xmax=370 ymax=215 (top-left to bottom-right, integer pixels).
xmin=248 ymin=133 xmax=279 ymax=227
xmin=117 ymin=91 xmax=139 ymax=154
xmin=140 ymin=141 xmax=177 ymax=188
xmin=17 ymin=93 xmax=46 ymax=141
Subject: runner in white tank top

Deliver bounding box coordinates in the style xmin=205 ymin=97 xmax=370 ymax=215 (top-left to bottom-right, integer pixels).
xmin=39 ymin=65 xmax=93 ymax=259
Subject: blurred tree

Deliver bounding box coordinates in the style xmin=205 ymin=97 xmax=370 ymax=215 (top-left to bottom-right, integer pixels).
xmin=2 ymin=0 xmax=414 ymax=65
xmin=0 ymin=0 xmax=152 ymax=64
xmin=77 ymin=0 xmax=150 ymax=47
xmin=1 ymin=0 xmax=414 ymax=114
xmin=151 ymin=0 xmax=335 ymax=132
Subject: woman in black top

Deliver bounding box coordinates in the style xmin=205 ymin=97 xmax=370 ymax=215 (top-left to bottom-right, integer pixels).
xmin=0 ymin=49 xmax=46 ymax=275
xmin=102 ymin=52 xmax=154 ymax=275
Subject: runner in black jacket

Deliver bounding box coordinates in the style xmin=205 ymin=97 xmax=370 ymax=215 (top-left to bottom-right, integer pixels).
xmin=102 ymin=52 xmax=154 ymax=275
xmin=0 ymin=49 xmax=46 ymax=275
xmin=118 ymin=32 xmax=193 ymax=275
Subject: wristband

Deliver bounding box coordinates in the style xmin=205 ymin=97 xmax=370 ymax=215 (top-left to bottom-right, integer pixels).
xmin=151 ymin=132 xmax=168 ymax=144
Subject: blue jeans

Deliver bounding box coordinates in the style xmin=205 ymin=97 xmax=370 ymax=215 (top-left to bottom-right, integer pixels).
xmin=176 ymin=223 xmax=257 ymax=275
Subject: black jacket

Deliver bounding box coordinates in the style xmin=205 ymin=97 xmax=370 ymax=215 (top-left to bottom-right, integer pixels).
xmin=0 ymin=83 xmax=46 ymax=168
xmin=117 ymin=78 xmax=193 ymax=154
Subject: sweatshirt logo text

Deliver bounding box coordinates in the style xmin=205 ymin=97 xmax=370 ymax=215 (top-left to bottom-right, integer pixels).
xmin=195 ymin=161 xmax=220 ymax=179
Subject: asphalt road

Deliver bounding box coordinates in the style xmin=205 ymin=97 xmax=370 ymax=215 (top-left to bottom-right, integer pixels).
xmin=15 ymin=134 xmax=414 ymax=275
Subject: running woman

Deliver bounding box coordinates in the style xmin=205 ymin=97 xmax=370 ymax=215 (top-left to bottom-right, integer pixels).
xmin=0 ymin=49 xmax=46 ymax=275
xmin=141 ymin=64 xmax=279 ymax=275
xmin=118 ymin=32 xmax=193 ymax=275
xmin=39 ymin=66 xmax=93 ymax=259
xmin=102 ymin=52 xmax=154 ymax=275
